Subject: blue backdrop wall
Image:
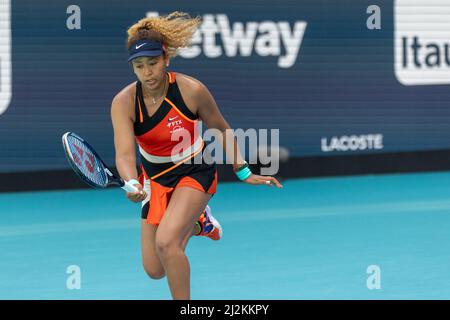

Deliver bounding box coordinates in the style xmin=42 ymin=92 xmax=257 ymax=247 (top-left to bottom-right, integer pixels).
xmin=1 ymin=0 xmax=450 ymax=173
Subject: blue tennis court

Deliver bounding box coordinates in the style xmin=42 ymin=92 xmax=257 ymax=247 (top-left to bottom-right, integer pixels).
xmin=2 ymin=171 xmax=450 ymax=300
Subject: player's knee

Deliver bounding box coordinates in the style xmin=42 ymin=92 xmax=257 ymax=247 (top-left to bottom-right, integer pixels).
xmin=142 ymin=264 xmax=165 ymax=280
xmin=155 ymin=236 xmax=181 ymax=258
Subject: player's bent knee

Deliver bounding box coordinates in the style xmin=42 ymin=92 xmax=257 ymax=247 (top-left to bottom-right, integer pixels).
xmin=146 ymin=270 xmax=165 ymax=280
xmin=143 ymin=264 xmax=165 ymax=280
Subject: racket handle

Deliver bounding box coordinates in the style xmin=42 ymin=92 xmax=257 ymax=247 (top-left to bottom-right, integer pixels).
xmin=121 ymin=179 xmax=140 ymax=193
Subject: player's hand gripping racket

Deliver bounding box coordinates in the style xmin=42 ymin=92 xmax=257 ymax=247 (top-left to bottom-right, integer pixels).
xmin=62 ymin=132 xmax=139 ymax=193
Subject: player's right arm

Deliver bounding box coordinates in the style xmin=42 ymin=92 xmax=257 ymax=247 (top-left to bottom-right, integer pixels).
xmin=111 ymin=90 xmax=146 ymax=202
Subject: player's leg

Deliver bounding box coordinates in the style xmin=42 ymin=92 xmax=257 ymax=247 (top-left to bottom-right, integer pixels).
xmin=141 ymin=220 xmax=165 ymax=279
xmin=141 ymin=220 xmax=195 ymax=280
xmin=177 ymin=172 xmax=222 ymax=241
xmin=155 ymin=186 xmax=212 ymax=299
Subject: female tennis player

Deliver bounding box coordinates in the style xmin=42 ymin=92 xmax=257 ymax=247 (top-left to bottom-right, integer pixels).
xmin=111 ymin=11 xmax=283 ymax=300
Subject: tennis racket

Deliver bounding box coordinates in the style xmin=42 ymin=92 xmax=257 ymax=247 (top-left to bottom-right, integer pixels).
xmin=62 ymin=132 xmax=139 ymax=193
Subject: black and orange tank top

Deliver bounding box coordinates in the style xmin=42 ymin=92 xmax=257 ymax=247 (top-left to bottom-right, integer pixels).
xmin=134 ymin=72 xmax=204 ymax=180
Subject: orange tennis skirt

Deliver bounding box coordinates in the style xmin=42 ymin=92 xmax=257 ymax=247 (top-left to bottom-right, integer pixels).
xmin=139 ymin=161 xmax=218 ymax=225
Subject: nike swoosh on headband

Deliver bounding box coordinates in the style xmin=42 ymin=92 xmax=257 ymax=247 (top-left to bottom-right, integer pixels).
xmin=136 ymin=43 xmax=146 ymax=49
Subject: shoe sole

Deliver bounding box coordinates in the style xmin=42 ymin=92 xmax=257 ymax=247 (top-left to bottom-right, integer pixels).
xmin=206 ymin=205 xmax=223 ymax=239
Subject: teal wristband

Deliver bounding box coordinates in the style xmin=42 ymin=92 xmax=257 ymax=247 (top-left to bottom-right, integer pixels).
xmin=235 ymin=162 xmax=249 ymax=173
xmin=236 ymin=167 xmax=252 ymax=181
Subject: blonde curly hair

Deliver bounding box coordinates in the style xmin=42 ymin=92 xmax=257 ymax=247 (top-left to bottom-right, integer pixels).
xmin=127 ymin=11 xmax=201 ymax=58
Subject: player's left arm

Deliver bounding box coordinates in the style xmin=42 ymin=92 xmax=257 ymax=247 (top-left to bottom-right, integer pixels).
xmin=190 ymin=79 xmax=282 ymax=188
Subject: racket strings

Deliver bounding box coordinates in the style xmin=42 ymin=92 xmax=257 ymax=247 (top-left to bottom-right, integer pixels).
xmin=67 ymin=136 xmax=107 ymax=187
